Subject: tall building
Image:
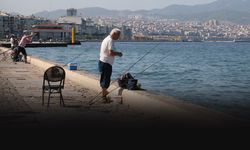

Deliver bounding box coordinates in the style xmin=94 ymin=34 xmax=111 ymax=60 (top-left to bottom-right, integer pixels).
xmin=0 ymin=12 xmax=10 ymax=39
xmin=67 ymin=8 xmax=77 ymax=17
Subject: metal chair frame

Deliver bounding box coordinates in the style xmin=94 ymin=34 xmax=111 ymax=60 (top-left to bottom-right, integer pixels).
xmin=42 ymin=66 xmax=66 ymax=107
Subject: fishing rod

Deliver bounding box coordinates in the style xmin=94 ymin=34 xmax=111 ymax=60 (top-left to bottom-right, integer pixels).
xmin=138 ymin=56 xmax=167 ymax=75
xmin=88 ymin=42 xmax=163 ymax=105
xmin=120 ymin=42 xmax=162 ymax=76
xmin=134 ymin=43 xmax=207 ymax=89
xmin=89 ymin=44 xmax=184 ymax=106
xmin=88 ymin=50 xmax=175 ymax=105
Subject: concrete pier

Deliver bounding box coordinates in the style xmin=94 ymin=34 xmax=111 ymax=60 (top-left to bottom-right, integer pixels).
xmin=0 ymin=47 xmax=249 ymax=128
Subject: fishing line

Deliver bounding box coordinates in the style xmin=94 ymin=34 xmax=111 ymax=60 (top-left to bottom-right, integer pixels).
xmin=135 ymin=44 xmax=188 ymax=77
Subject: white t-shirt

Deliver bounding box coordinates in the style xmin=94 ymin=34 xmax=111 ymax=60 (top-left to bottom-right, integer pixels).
xmin=10 ymin=37 xmax=18 ymax=47
xmin=99 ymin=35 xmax=116 ymax=65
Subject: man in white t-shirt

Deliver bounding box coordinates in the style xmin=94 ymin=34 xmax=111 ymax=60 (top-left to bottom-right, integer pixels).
xmin=99 ymin=28 xmax=123 ymax=101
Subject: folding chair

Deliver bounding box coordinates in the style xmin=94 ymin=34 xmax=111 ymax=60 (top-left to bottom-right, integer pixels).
xmin=42 ymin=66 xmax=66 ymax=107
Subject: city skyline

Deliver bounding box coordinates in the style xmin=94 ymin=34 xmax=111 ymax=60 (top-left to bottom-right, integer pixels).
xmin=1 ymin=0 xmax=215 ymax=16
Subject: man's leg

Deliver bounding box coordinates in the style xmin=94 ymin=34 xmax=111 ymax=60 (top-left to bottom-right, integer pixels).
xmin=15 ymin=47 xmax=21 ymax=62
xmin=22 ymin=48 xmax=28 ymax=63
xmin=19 ymin=47 xmax=28 ymax=63
xmin=99 ymin=61 xmax=112 ymax=99
xmin=102 ymin=88 xmax=109 ymax=97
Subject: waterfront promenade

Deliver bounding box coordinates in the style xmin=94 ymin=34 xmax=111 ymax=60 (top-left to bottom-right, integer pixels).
xmin=0 ymin=47 xmax=249 ymax=128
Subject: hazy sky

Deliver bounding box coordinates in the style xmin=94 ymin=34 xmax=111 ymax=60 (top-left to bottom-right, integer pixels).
xmin=1 ymin=0 xmax=216 ymax=15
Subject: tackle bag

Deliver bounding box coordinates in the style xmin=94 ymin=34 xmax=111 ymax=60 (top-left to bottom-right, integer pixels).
xmin=118 ymin=73 xmax=139 ymax=90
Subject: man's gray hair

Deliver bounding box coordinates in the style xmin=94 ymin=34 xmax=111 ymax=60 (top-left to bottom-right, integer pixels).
xmin=110 ymin=28 xmax=121 ymax=35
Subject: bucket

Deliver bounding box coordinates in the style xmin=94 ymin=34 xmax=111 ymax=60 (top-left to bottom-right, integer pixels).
xmin=68 ymin=63 xmax=78 ymax=70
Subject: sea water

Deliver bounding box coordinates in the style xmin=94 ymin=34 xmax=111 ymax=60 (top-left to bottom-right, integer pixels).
xmin=27 ymin=42 xmax=250 ymax=120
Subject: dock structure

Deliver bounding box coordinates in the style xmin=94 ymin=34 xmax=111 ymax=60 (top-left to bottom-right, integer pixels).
xmin=0 ymin=42 xmax=82 ymax=48
xmin=0 ymin=47 xmax=249 ymax=128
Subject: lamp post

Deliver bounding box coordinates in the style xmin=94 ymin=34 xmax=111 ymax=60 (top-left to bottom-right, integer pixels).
xmin=72 ymin=26 xmax=76 ymax=44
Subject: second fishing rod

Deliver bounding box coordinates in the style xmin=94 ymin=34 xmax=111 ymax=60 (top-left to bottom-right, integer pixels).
xmin=88 ymin=44 xmax=187 ymax=106
xmin=88 ymin=42 xmax=165 ymax=105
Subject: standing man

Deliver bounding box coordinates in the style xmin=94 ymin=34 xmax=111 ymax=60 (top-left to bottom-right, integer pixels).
xmin=99 ymin=28 xmax=123 ymax=101
xmin=17 ymin=30 xmax=36 ymax=63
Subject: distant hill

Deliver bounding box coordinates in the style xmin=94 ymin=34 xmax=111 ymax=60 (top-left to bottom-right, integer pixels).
xmin=151 ymin=0 xmax=250 ymax=23
xmin=34 ymin=7 xmax=146 ymax=19
xmin=154 ymin=0 xmax=250 ymax=15
xmin=34 ymin=9 xmax=66 ymax=20
xmin=9 ymin=12 xmax=22 ymax=16
xmin=33 ymin=0 xmax=250 ymax=24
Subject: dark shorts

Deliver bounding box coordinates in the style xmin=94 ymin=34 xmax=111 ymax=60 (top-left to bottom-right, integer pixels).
xmin=98 ymin=60 xmax=112 ymax=89
xmin=17 ymin=46 xmax=27 ymax=56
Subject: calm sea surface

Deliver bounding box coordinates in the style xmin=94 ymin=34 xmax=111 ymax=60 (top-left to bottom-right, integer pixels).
xmin=27 ymin=42 xmax=250 ymax=120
